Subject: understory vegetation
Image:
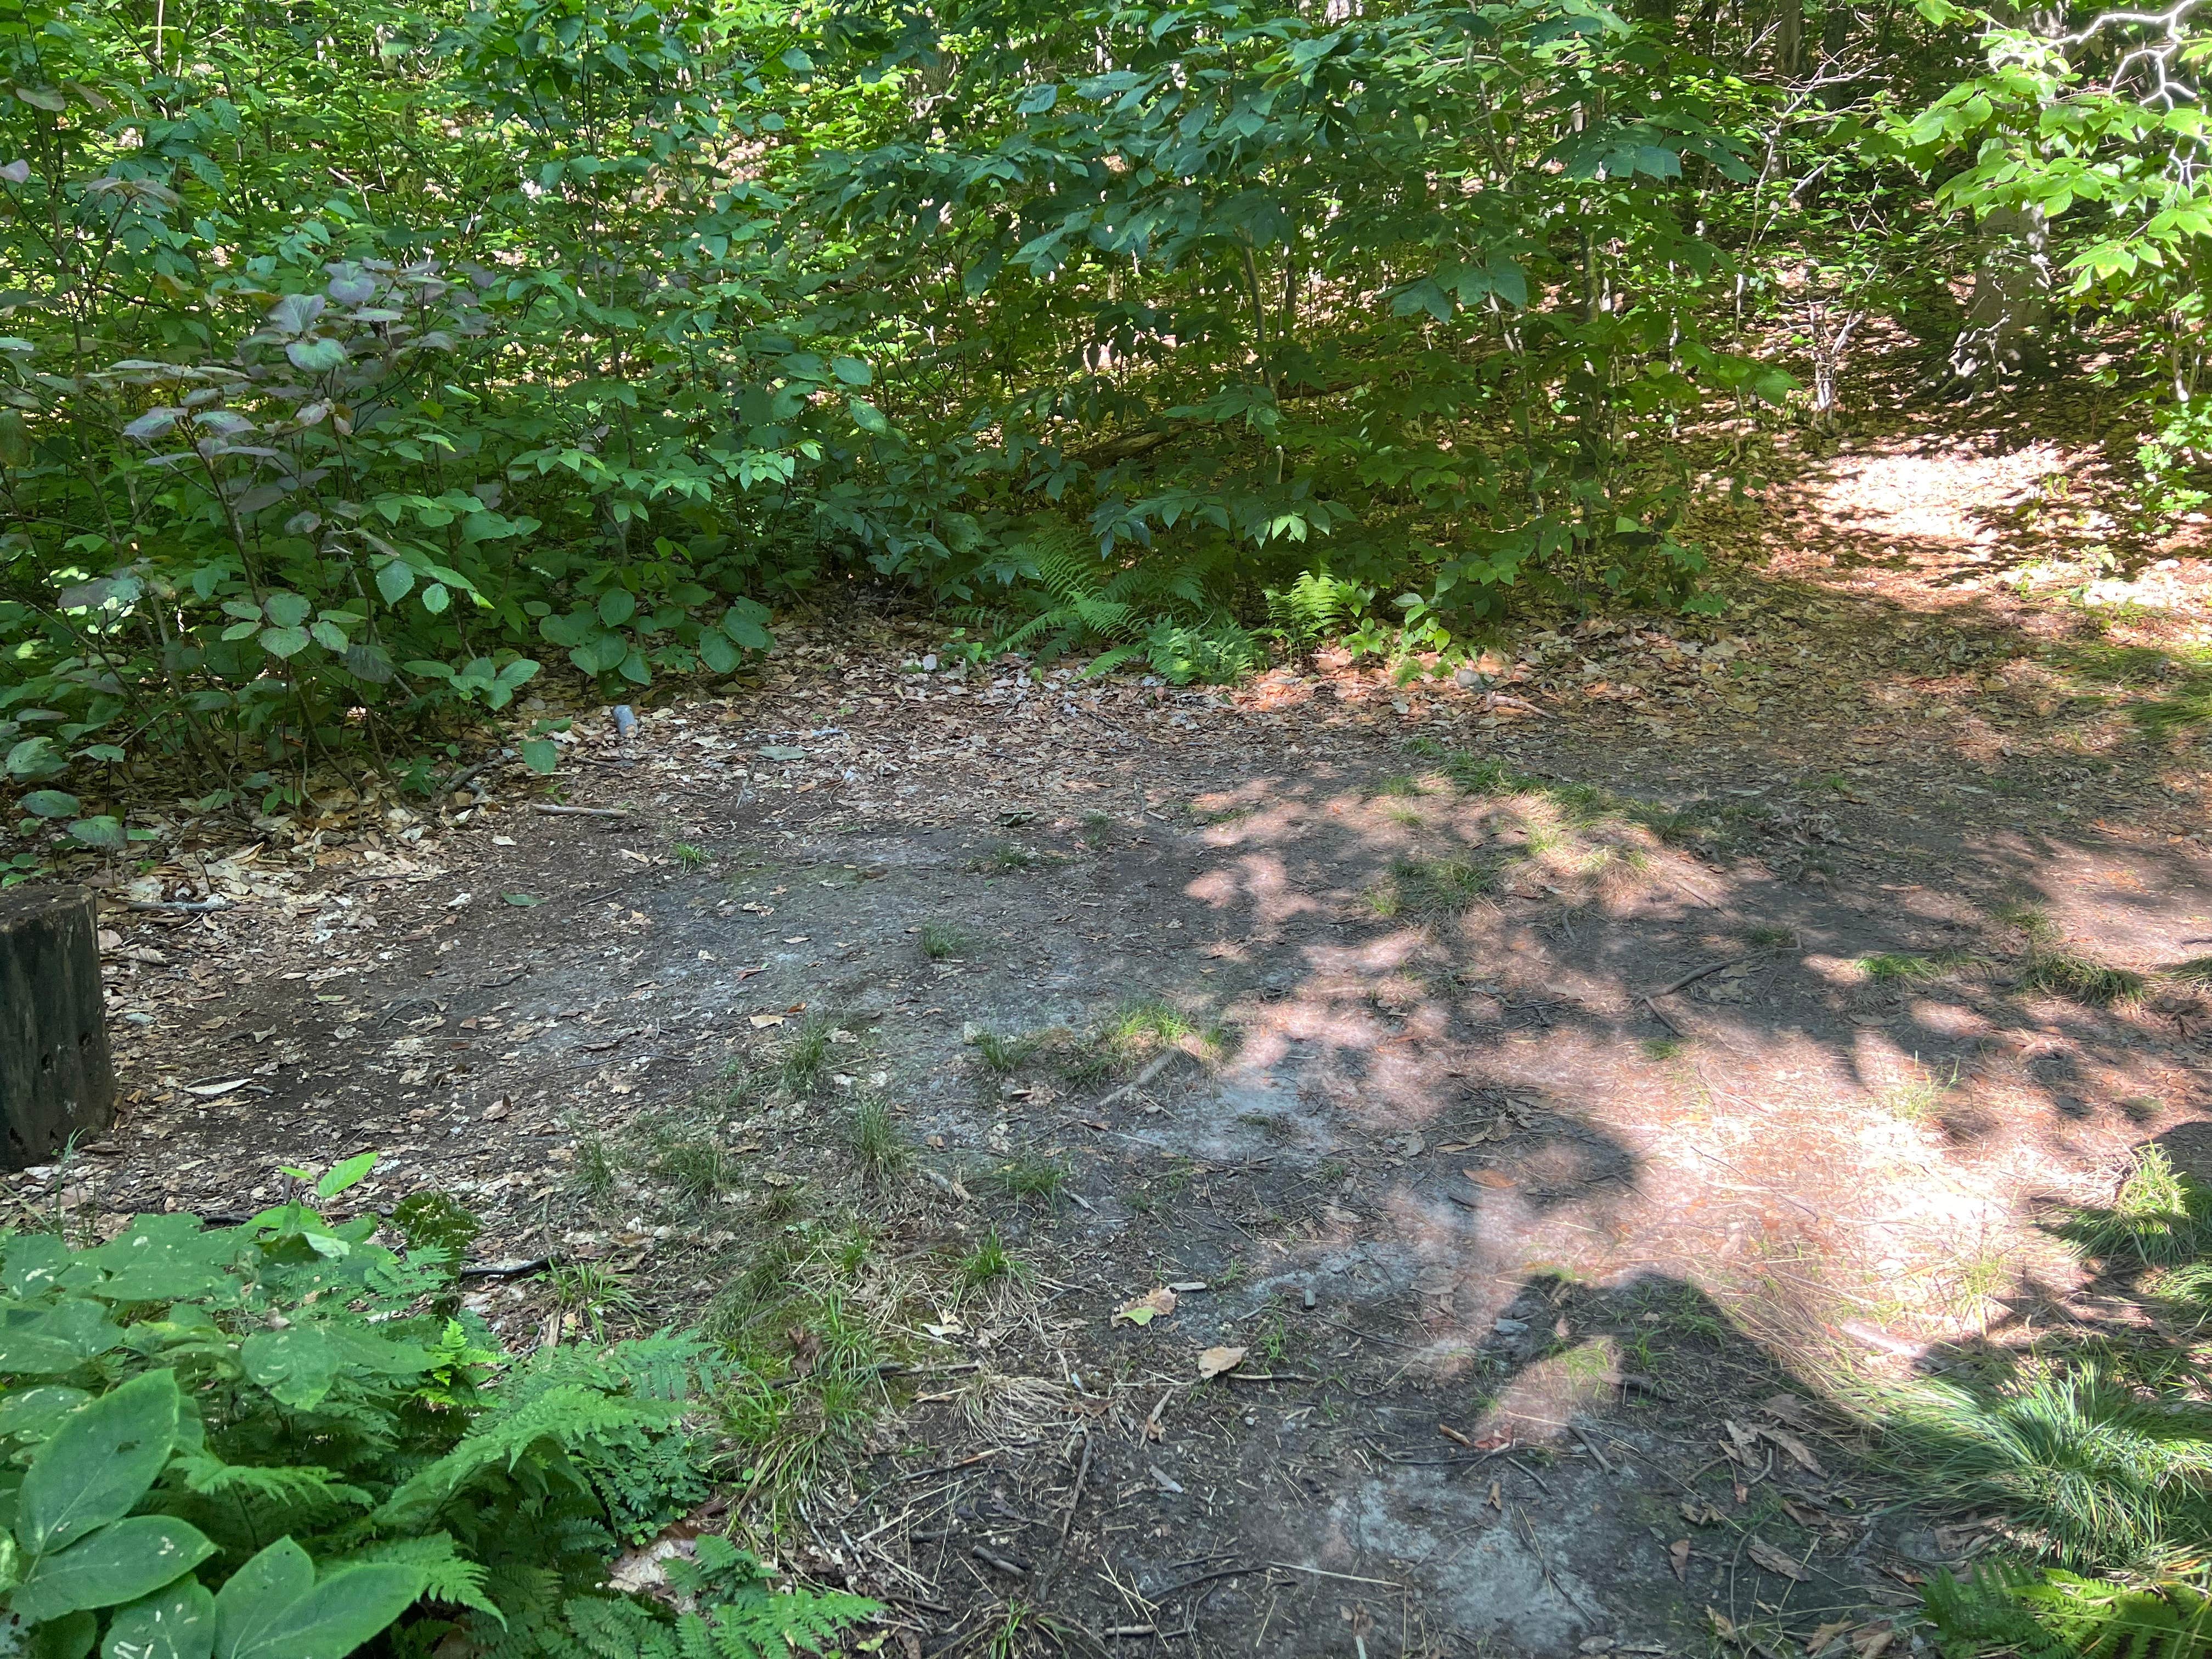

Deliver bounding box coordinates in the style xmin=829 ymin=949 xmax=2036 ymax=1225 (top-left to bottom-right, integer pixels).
xmin=6 ymin=0 xmax=2212 ymax=822
xmin=0 ymin=1154 xmax=881 ymax=1657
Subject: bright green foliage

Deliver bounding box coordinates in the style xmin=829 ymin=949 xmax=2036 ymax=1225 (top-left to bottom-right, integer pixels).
xmin=0 ymin=1165 xmax=876 ymax=1657
xmin=1926 ymin=1561 xmax=2212 ymax=1659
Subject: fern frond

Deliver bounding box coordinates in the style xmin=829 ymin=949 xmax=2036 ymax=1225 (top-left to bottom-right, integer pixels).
xmin=345 ymin=1532 xmax=503 ymax=1621
xmin=173 ymin=1452 xmax=371 ymax=1511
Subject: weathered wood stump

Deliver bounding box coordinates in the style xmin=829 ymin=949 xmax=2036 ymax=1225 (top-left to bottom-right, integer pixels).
xmin=0 ymin=885 xmax=115 ymax=1168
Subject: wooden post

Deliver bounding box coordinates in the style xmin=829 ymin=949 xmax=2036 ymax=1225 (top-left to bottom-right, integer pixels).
xmin=0 ymin=885 xmax=116 ymax=1169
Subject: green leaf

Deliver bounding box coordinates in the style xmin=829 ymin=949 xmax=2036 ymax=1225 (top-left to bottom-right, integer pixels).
xmin=314 ymin=1154 xmax=375 ymax=1200
xmin=32 ymin=1610 xmax=95 ymax=1659
xmin=212 ymin=1541 xmax=420 ymax=1659
xmin=6 ymin=738 xmax=65 ymax=781
xmin=67 ymin=817 xmax=126 ymax=850
xmin=830 ymin=356 xmax=872 ymax=386
xmin=519 ymin=740 xmax=557 ymax=776
xmin=848 ymin=397 xmax=890 ymax=435
xmin=698 ymin=631 xmax=740 ymax=674
xmin=308 ymin=622 xmax=348 ymax=653
xmin=240 ymin=1328 xmax=338 ymax=1410
xmin=17 ymin=1369 xmax=181 ymax=1556
xmin=257 ymin=627 xmax=310 ymax=659
xmin=0 ymin=1387 xmax=90 ymax=1440
xmin=373 ymin=562 xmax=413 ymax=604
xmin=102 ymin=1576 xmax=215 ymax=1659
xmin=10 ymin=1517 xmax=215 ymax=1622
xmin=721 ymin=601 xmax=771 ymax=651
xmin=261 ymin=592 xmax=310 ymax=629
xmin=419 ymin=584 xmax=449 ymax=616
xmin=283 ymin=340 xmax=347 ymax=375
xmin=0 ymin=1299 xmax=122 ymax=1372
xmin=500 ymin=893 xmax=541 ymax=907
xmin=596 ymin=589 xmax=636 ymax=627
xmin=20 ymin=791 xmax=78 ymax=819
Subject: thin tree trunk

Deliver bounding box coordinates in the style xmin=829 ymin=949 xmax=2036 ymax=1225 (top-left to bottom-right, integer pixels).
xmin=1948 ymin=204 xmax=2053 ymax=393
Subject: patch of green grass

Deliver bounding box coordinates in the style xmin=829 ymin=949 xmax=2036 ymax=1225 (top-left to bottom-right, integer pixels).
xmin=973 ymin=1029 xmax=1045 ymax=1074
xmin=1384 ymin=804 xmax=1423 ymax=827
xmin=671 ymin=842 xmax=708 ymax=870
xmin=547 ymin=1260 xmax=642 ymax=1341
xmin=848 ymin=1097 xmax=909 ymax=1187
xmin=2021 ymin=950 xmax=2147 ymax=1007
xmin=2056 ymin=1146 xmax=2212 ymax=1268
xmin=919 ymin=922 xmax=973 ymax=961
xmin=979 ymin=842 xmax=1041 ymax=874
xmin=1861 ymin=952 xmax=1943 ymax=983
xmin=778 ymin=1013 xmax=837 ymax=1094
xmin=1871 ymin=1365 xmax=2212 ymax=1571
xmin=1744 ymin=924 xmax=1796 ymax=949
xmin=2165 ymin=956 xmax=2212 ymax=985
xmin=647 ymin=1131 xmax=741 ymax=1202
xmin=1375 ymin=774 xmax=1421 ymax=798
xmin=1879 ymin=1061 xmax=1958 ymax=1125
xmin=1643 ymin=1037 xmax=1686 ymax=1060
xmin=1097 ymin=996 xmax=1211 ymax=1073
xmin=1390 ymin=854 xmax=1495 ymax=918
xmin=960 ymin=1225 xmax=1018 ymax=1289
xmin=1443 ymin=753 xmax=1536 ymax=795
xmin=569 ymin=1135 xmax=616 ymax=1201
xmin=990 ymin=1154 xmax=1068 ymax=1209
xmin=1993 ymin=901 xmax=2060 ymax=942
xmin=1079 ymin=811 xmax=1115 ymax=849
xmin=1365 ymin=881 xmax=1403 ymax=919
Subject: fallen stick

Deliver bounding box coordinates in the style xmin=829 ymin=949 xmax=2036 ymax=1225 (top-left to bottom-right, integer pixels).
xmin=1647 ymin=958 xmax=1739 ymax=998
xmin=529 ymin=804 xmax=630 ymax=819
xmin=1088 ymin=1045 xmax=1189 ymax=1112
xmin=121 ymin=896 xmax=230 ymax=914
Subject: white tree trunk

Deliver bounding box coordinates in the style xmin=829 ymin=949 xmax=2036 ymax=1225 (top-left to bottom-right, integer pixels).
xmin=1947 ymin=208 xmax=2053 ymax=392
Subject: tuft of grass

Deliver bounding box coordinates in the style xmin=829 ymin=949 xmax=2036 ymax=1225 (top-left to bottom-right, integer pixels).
xmin=2021 ymin=950 xmax=2147 ymax=1007
xmin=671 ymin=842 xmax=708 ymax=870
xmin=978 ymin=843 xmax=1041 ymax=874
xmin=1375 ymin=774 xmax=1421 ymax=798
xmin=1879 ymin=1060 xmax=1958 ymax=1125
xmin=778 ymin=1013 xmax=837 ymax=1094
xmin=974 ymin=1030 xmax=1041 ymax=1074
xmin=1096 ymin=997 xmax=1212 ymax=1074
xmin=2057 ymin=1146 xmax=2212 ymax=1268
xmin=918 ymin=922 xmax=973 ymax=961
xmin=849 ymin=1097 xmax=910 ymax=1187
xmin=2165 ymin=956 xmax=2212 ymax=985
xmin=990 ymin=1155 xmax=1068 ymax=1209
xmin=1994 ymin=901 xmax=2061 ymax=943
xmin=1390 ymin=854 xmax=1494 ymax=918
xmin=547 ymin=1261 xmax=642 ymax=1341
xmin=960 ymin=1225 xmax=1019 ymax=1289
xmin=1745 ymin=924 xmax=1797 ymax=949
xmin=648 ymin=1132 xmax=741 ymax=1202
xmin=1079 ymin=811 xmax=1115 ymax=849
xmin=1443 ymin=752 xmax=1534 ymax=795
xmin=1870 ymin=1365 xmax=2212 ymax=1572
xmin=1860 ymin=952 xmax=1943 ymax=982
xmin=1643 ymin=1036 xmax=1686 ymax=1060
xmin=569 ymin=1135 xmax=616 ymax=1201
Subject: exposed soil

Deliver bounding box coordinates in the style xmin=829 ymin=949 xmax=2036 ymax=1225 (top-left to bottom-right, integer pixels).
xmin=29 ymin=398 xmax=2212 ymax=1657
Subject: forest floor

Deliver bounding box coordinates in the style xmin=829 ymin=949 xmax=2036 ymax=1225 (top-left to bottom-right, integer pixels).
xmin=38 ymin=384 xmax=2212 ymax=1657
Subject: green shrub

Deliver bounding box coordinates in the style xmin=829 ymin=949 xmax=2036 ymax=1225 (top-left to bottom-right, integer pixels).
xmin=0 ymin=1156 xmax=878 ymax=1657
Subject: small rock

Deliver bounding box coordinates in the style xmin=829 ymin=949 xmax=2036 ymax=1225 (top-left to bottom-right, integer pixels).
xmin=1493 ymin=1316 xmax=1529 ymax=1336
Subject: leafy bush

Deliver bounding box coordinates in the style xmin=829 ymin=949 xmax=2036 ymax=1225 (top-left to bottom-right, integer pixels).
xmin=0 ymin=1156 xmax=878 ymax=1657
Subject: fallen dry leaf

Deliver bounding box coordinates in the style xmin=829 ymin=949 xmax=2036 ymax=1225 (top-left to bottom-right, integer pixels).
xmin=1806 ymin=1621 xmax=1853 ymax=1658
xmin=1759 ymin=1424 xmax=1827 ymax=1476
xmin=1763 ymin=1392 xmax=1816 ymax=1430
xmin=1854 ymin=1629 xmax=1895 ymax=1659
xmin=1466 ymin=1167 xmax=1515 ymax=1189
xmin=1438 ymin=1423 xmax=1476 ymax=1448
xmin=1747 ymin=1535 xmax=1809 ymax=1582
xmin=1113 ymin=1286 xmax=1177 ymax=1328
xmin=749 ymin=1013 xmax=786 ymax=1028
xmin=1669 ymin=1539 xmax=1691 ymax=1581
xmin=1197 ymin=1345 xmax=1246 ymax=1379
xmin=1680 ymin=1498 xmax=1726 ymax=1526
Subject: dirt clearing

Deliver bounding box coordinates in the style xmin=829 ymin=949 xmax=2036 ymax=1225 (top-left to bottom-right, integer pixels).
xmin=35 ymin=419 xmax=2212 ymax=1657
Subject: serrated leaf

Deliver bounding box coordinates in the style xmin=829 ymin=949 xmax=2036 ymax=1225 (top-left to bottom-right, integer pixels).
xmin=283 ymin=338 xmax=347 ymax=375
xmin=257 ymin=627 xmax=309 ymax=659
xmin=373 ymin=562 xmax=413 ymax=604
xmin=67 ymin=816 xmax=125 ymax=849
